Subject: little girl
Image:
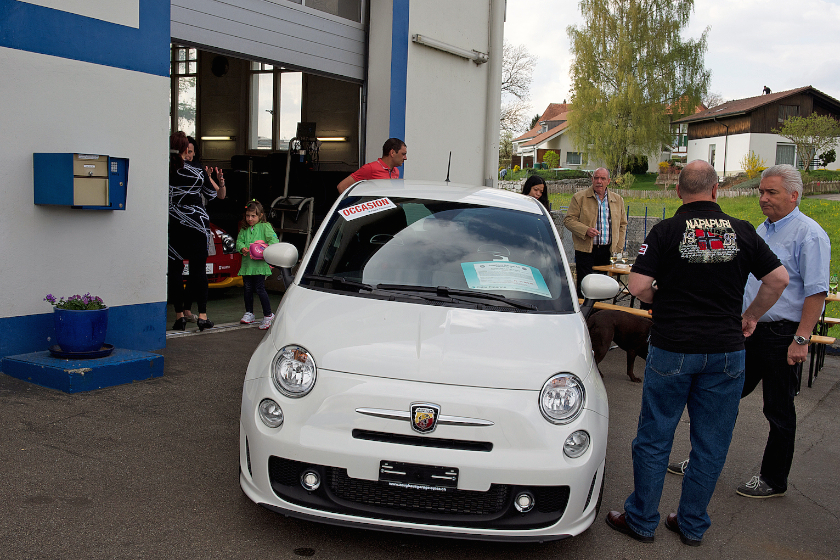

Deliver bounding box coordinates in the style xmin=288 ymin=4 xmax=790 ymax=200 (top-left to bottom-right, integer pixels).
xmin=236 ymin=201 xmax=280 ymax=329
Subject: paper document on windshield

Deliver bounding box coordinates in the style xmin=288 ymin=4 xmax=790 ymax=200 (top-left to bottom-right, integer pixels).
xmin=461 ymin=262 xmax=550 ymax=297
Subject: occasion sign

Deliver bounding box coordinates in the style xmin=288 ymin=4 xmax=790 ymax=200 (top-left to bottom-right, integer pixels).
xmin=338 ymin=198 xmax=396 ymax=221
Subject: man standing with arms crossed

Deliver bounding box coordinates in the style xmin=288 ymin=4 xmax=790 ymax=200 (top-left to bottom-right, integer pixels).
xmin=667 ymin=165 xmax=830 ymax=499
xmin=564 ymin=168 xmax=627 ymax=293
xmin=605 ymin=160 xmax=788 ymax=546
xmin=336 ymin=138 xmax=407 ymax=194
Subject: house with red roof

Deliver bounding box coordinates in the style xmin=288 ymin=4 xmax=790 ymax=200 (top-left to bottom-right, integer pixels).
xmin=672 ymin=86 xmax=840 ymax=175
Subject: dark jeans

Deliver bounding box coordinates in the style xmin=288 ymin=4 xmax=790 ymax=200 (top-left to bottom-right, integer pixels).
xmin=742 ymin=321 xmax=800 ymax=492
xmin=575 ymin=244 xmax=611 ymax=294
xmin=243 ymin=275 xmax=272 ymax=316
xmin=167 ymin=220 xmax=209 ymax=314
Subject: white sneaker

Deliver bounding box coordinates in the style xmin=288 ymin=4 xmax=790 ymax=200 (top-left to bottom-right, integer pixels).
xmin=259 ymin=314 xmax=275 ymax=330
xmin=240 ymin=312 xmax=256 ymax=324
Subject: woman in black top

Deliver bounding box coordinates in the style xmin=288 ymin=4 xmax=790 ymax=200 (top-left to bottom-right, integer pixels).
xmin=168 ymin=131 xmax=219 ymax=331
xmin=521 ymin=175 xmax=550 ymax=209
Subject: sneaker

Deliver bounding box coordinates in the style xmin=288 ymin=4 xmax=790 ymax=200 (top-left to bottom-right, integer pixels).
xmin=240 ymin=312 xmax=256 ymax=324
xmin=667 ymin=458 xmax=689 ymax=476
xmin=259 ymin=314 xmax=275 ymax=330
xmin=736 ymin=475 xmax=785 ymax=498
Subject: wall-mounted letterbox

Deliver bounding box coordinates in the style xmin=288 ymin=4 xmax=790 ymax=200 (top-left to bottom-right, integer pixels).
xmin=34 ymin=153 xmax=129 ymax=210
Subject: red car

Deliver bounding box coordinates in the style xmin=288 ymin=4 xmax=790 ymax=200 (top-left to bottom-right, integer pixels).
xmin=183 ymin=223 xmax=243 ymax=288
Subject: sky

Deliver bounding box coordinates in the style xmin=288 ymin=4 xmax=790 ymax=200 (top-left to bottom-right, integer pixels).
xmin=504 ymin=0 xmax=840 ymax=127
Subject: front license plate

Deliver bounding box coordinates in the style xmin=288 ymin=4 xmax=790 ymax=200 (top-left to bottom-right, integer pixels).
xmin=379 ymin=461 xmax=458 ymax=492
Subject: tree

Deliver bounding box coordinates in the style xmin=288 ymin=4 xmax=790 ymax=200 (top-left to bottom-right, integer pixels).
xmin=774 ymin=113 xmax=840 ymax=171
xmin=567 ymin=0 xmax=710 ymax=177
xmin=500 ymin=42 xmax=537 ymax=135
xmin=819 ymin=149 xmax=836 ymax=168
xmin=530 ymin=114 xmax=541 ymax=130
xmin=543 ymin=150 xmax=560 ymax=169
xmin=702 ymin=91 xmax=725 ymax=109
xmin=499 ymin=131 xmax=514 ymax=168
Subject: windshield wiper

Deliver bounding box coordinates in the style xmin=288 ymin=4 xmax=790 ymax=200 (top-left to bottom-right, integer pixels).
xmin=302 ymin=274 xmax=375 ymax=292
xmin=375 ymin=284 xmax=537 ymax=310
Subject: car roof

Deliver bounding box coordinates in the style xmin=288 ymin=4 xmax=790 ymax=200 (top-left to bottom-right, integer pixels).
xmin=346 ymin=180 xmax=544 ymax=215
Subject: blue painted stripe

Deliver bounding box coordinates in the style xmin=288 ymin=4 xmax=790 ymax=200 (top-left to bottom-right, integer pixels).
xmin=0 ymin=301 xmax=166 ymax=361
xmin=389 ymin=0 xmax=409 ymax=178
xmin=0 ymin=0 xmax=170 ymax=77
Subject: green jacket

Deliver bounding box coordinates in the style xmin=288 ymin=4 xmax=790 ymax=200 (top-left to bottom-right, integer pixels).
xmin=235 ymin=222 xmax=280 ymax=277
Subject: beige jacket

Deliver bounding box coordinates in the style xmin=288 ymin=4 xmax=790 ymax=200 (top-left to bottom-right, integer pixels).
xmin=563 ymin=187 xmax=628 ymax=253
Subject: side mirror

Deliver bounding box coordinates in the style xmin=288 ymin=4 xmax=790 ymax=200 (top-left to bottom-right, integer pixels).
xmin=580 ymin=274 xmax=621 ymax=319
xmin=262 ymin=243 xmax=299 ymax=289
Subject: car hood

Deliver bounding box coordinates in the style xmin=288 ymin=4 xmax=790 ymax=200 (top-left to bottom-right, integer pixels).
xmin=270 ymin=285 xmax=594 ymax=391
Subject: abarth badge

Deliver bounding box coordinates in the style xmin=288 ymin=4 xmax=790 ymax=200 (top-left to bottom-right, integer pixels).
xmin=410 ymin=403 xmax=441 ymax=434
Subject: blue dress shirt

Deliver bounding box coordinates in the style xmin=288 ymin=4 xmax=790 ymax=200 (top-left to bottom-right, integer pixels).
xmin=742 ymin=207 xmax=831 ymax=322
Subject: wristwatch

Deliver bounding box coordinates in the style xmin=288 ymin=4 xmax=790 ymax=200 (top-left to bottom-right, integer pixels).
xmin=793 ymin=335 xmax=810 ymax=345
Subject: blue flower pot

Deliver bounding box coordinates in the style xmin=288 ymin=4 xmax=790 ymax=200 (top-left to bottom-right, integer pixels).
xmin=54 ymin=307 xmax=109 ymax=353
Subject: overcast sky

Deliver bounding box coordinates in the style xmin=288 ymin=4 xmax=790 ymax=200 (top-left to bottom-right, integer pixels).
xmin=504 ymin=0 xmax=840 ymax=124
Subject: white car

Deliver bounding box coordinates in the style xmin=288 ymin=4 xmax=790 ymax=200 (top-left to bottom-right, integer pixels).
xmin=239 ymin=180 xmax=619 ymax=541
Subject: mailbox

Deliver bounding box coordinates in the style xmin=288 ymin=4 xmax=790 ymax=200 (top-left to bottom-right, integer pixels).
xmin=34 ymin=153 xmax=129 ymax=210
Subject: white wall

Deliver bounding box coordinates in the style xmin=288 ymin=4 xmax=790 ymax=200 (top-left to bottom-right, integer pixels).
xmin=367 ymin=0 xmax=503 ymax=186
xmin=687 ymin=134 xmax=750 ymax=176
xmin=0 ymin=47 xmax=169 ymax=318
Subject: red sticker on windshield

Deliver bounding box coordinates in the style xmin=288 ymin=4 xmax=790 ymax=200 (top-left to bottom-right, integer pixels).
xmin=338 ymin=198 xmax=397 ymax=221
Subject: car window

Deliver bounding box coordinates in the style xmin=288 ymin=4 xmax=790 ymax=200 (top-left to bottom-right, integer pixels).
xmin=302 ymin=196 xmax=574 ymax=312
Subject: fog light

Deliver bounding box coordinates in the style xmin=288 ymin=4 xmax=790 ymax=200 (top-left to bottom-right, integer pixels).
xmin=514 ymin=492 xmax=535 ymax=513
xmin=301 ymin=470 xmax=321 ymax=491
xmin=258 ymin=399 xmax=284 ymax=428
xmin=564 ymin=430 xmax=591 ymax=458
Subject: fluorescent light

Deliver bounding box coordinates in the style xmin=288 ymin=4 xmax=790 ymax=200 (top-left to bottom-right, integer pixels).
xmin=201 ymin=136 xmax=233 ymax=141
xmin=317 ymin=137 xmax=347 ymax=142
xmin=412 ymin=34 xmax=489 ymax=64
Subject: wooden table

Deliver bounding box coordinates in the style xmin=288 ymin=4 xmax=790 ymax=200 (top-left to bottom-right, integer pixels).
xmin=808 ymin=292 xmax=840 ymax=388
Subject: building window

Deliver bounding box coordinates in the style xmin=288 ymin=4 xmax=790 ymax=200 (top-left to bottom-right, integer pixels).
xmin=171 ymin=45 xmax=197 ymax=137
xmin=566 ymin=152 xmax=582 ymax=165
xmin=285 ymin=0 xmax=363 ymax=22
xmin=778 ymin=105 xmax=799 ymax=123
xmin=248 ymin=63 xmax=303 ymax=151
xmin=775 ymin=143 xmax=796 ymax=166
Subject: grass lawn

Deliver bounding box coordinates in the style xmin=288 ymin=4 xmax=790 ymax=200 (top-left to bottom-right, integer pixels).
xmin=550 ymin=191 xmax=840 ymax=338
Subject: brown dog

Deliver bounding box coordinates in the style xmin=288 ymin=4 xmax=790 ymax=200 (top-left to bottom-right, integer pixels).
xmin=586 ymin=309 xmax=652 ymax=383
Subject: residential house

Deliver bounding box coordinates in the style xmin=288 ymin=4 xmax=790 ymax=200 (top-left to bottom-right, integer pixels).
xmin=510 ymin=103 xmax=601 ymax=170
xmin=672 ymin=86 xmax=840 ymax=176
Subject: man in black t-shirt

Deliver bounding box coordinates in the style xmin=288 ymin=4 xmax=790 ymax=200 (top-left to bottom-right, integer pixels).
xmin=604 ymin=160 xmax=788 ymax=546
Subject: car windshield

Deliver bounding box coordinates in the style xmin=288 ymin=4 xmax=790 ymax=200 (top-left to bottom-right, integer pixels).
xmin=301 ymin=195 xmax=574 ymax=313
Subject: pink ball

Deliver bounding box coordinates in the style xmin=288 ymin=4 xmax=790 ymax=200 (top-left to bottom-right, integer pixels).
xmin=249 ymin=240 xmax=269 ymax=260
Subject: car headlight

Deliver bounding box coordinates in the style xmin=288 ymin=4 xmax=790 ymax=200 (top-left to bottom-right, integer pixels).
xmin=272 ymin=345 xmax=317 ymax=398
xmin=539 ymin=373 xmax=585 ymax=424
xmin=221 ymin=233 xmax=236 ymax=254
xmin=564 ymin=430 xmax=591 ymax=458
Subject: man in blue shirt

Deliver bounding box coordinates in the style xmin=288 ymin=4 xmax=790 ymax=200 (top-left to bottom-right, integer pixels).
xmin=736 ymin=164 xmax=830 ymax=498
xmin=668 ymin=164 xmax=830 ymax=499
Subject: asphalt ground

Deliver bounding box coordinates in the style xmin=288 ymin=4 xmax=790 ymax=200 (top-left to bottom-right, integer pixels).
xmin=1 ymin=326 xmax=838 ymax=559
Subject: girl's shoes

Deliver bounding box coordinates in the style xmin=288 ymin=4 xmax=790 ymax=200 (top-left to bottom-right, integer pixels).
xmin=240 ymin=312 xmax=256 ymax=324
xmin=197 ymin=318 xmax=214 ymax=332
xmin=259 ymin=314 xmax=275 ymax=330
xmin=172 ymin=317 xmax=188 ymax=331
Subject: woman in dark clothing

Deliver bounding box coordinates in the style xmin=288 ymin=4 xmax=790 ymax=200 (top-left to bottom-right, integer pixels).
xmin=521 ymin=175 xmax=550 ymax=209
xmin=168 ymin=131 xmax=220 ymax=331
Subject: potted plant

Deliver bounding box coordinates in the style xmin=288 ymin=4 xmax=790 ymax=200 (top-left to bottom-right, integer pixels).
xmin=44 ymin=293 xmax=108 ymax=353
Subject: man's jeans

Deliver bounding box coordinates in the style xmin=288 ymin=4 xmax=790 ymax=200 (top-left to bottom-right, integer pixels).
xmin=624 ymin=345 xmax=746 ymax=540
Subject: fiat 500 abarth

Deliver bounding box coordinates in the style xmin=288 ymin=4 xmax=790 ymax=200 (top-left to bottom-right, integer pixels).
xmin=239 ymin=180 xmax=617 ymax=541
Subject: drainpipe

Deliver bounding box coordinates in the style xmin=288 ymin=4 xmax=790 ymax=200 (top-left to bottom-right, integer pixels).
xmin=483 ymin=0 xmax=505 ymax=187
xmin=713 ymin=115 xmax=729 ymax=178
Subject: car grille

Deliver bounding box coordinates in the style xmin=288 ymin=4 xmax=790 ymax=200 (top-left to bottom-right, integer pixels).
xmin=327 ymin=467 xmax=508 ymax=515
xmin=267 ymin=456 xmax=571 ymax=530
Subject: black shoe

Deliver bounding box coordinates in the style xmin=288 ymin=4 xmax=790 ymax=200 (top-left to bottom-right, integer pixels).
xmin=605 ymin=511 xmax=654 ymax=543
xmin=664 ymin=513 xmax=702 ymax=546
xmin=667 ymin=458 xmax=689 ymax=476
xmin=172 ymin=317 xmax=187 ymax=331
xmin=197 ymin=318 xmax=214 ymax=332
